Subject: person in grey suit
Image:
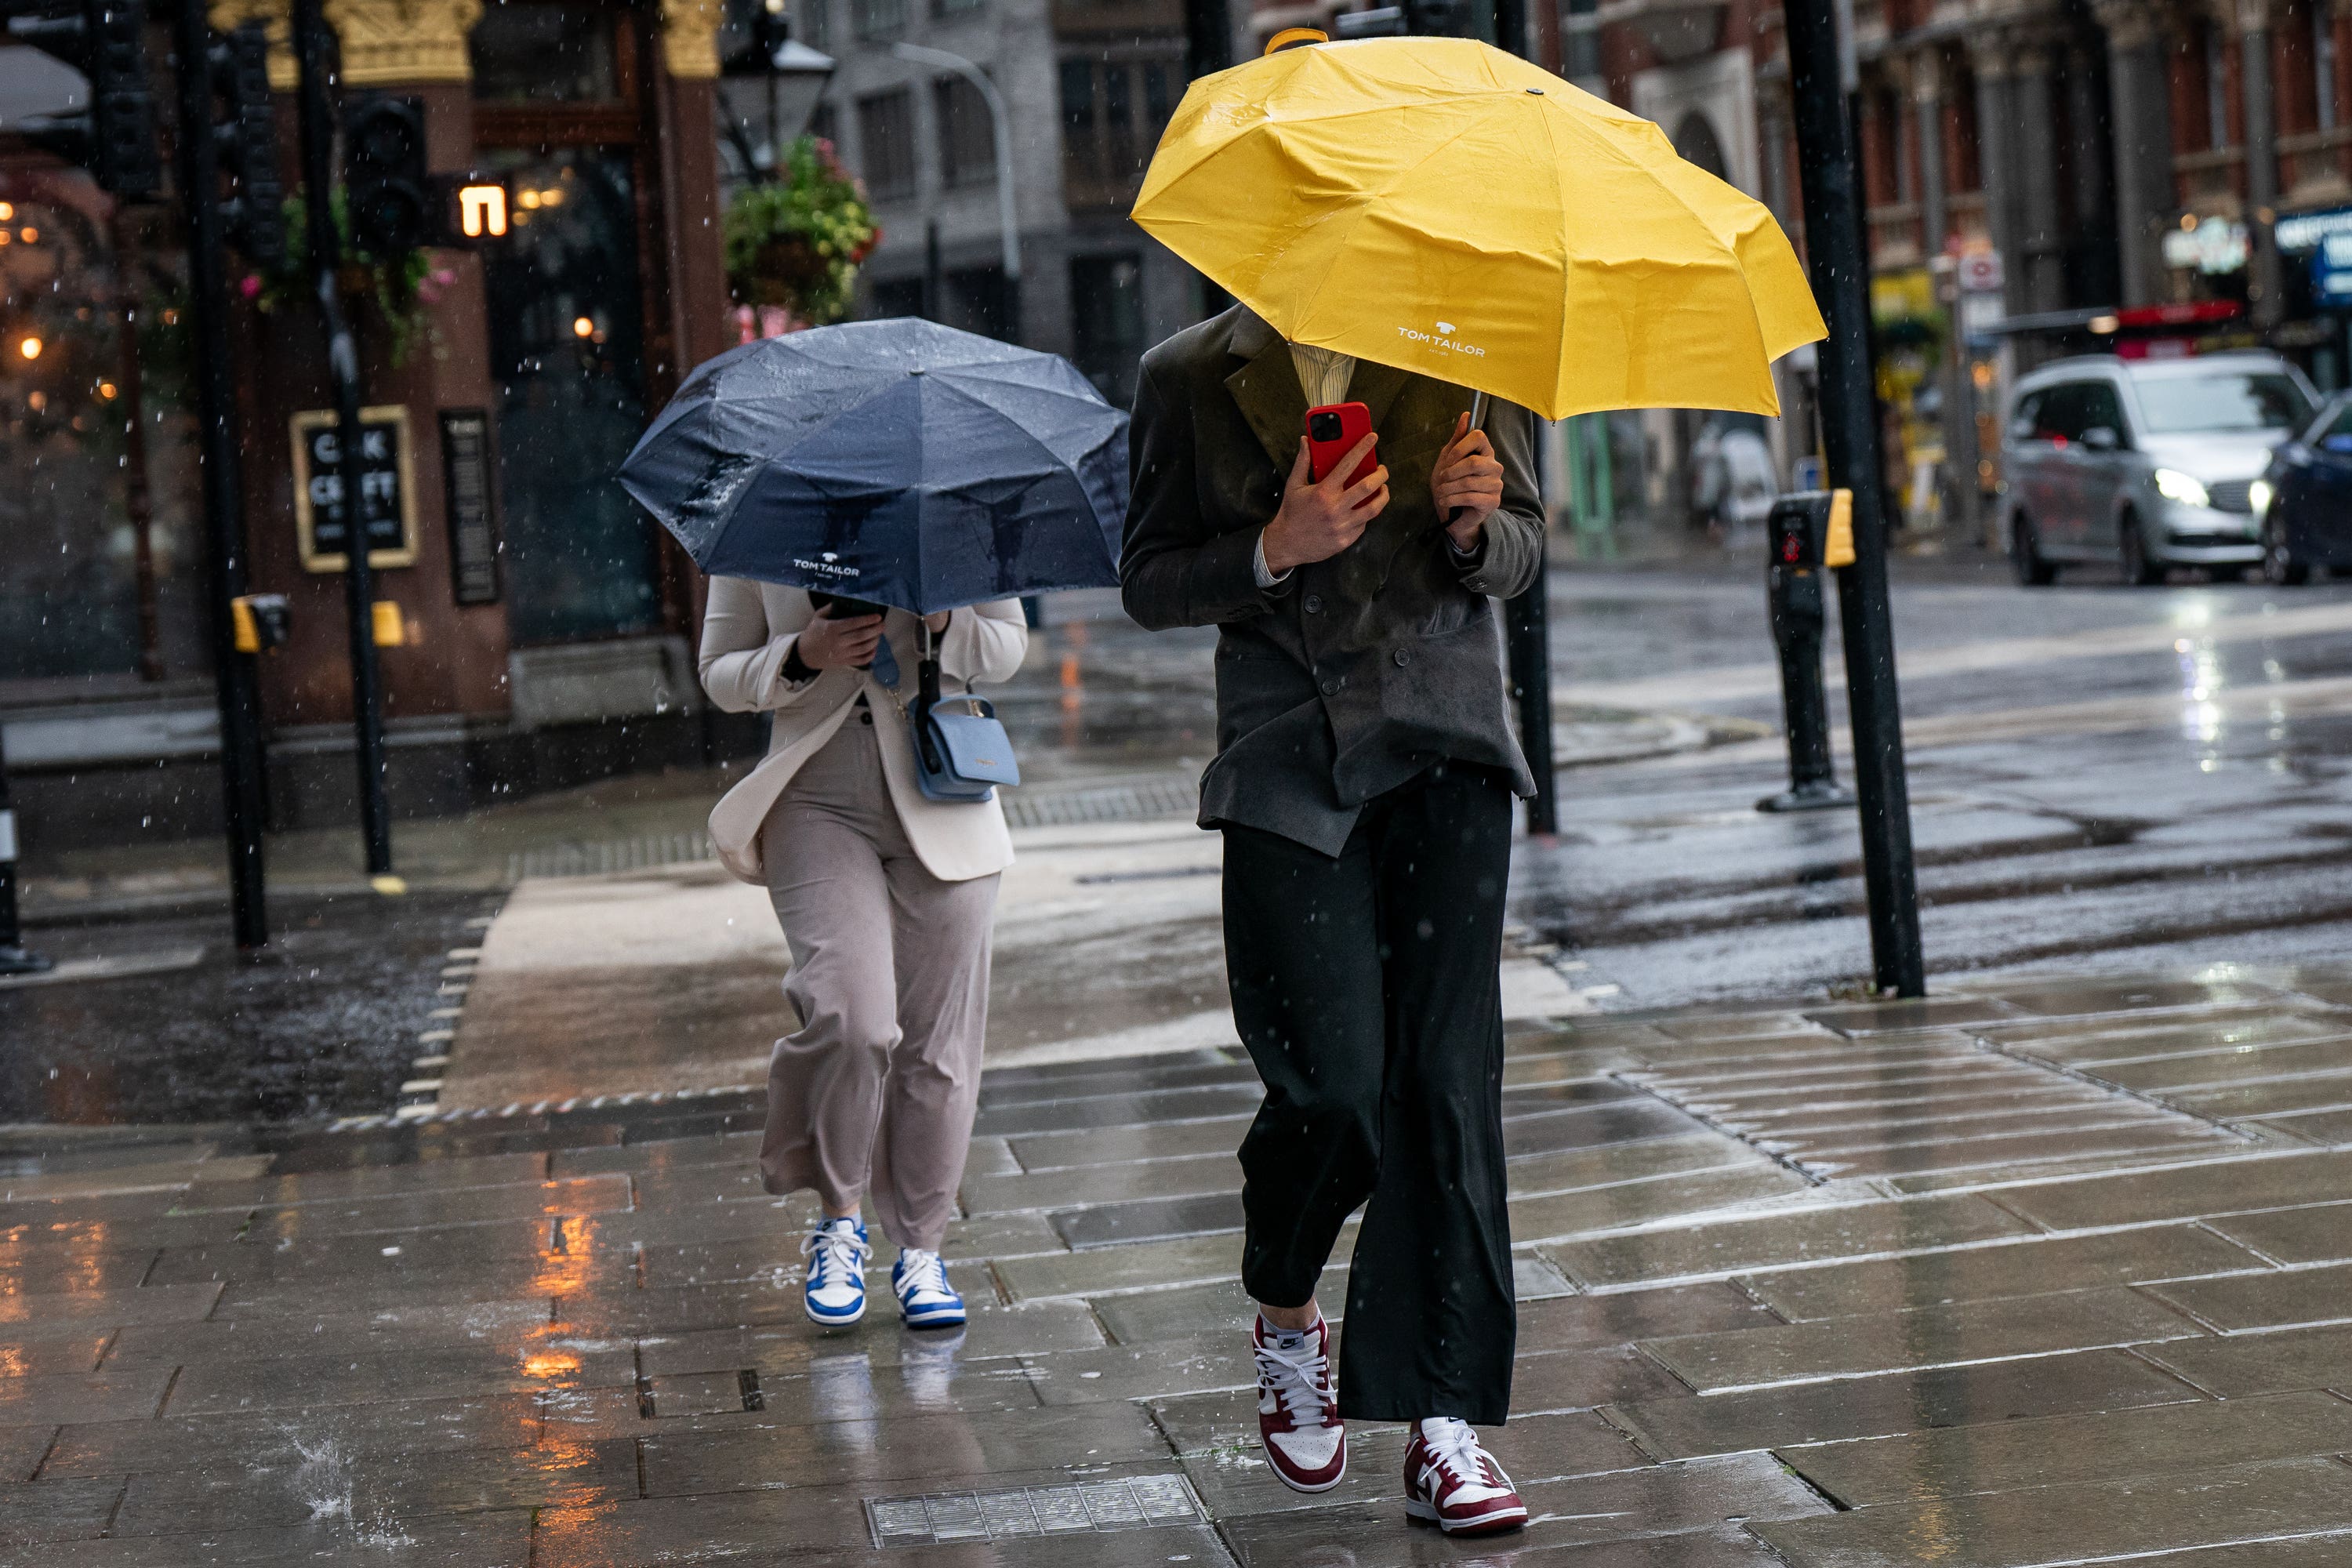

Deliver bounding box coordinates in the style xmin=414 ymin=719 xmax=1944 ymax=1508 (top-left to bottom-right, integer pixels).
xmin=1122 ymin=303 xmax=1542 ymax=1534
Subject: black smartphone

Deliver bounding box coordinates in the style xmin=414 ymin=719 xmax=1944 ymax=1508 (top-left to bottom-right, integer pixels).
xmin=808 ymin=592 xmax=888 ymax=621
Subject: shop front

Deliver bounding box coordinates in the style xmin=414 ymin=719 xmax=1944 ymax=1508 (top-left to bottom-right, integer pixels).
xmin=0 ymin=0 xmax=747 ymax=855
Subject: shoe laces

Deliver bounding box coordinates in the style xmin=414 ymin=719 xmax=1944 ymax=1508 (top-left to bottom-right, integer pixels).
xmin=1254 ymin=1328 xmax=1334 ymax=1428
xmin=1420 ymin=1418 xmax=1499 ymax=1488
xmin=800 ymin=1220 xmax=869 ymax=1289
xmin=898 ymin=1247 xmax=950 ymax=1298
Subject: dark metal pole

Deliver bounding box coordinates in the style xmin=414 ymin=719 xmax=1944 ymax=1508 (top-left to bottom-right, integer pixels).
xmin=172 ymin=0 xmax=270 ymax=950
xmin=0 ymin=723 xmax=53 ymax=976
xmin=291 ymin=0 xmax=394 ymax=879
xmin=115 ymin=216 xmax=163 ymax=684
xmin=1785 ymin=0 xmax=1925 ymax=994
xmin=1185 ymin=0 xmax=1232 ymax=78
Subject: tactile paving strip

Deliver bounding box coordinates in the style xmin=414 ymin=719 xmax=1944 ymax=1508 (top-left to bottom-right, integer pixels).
xmin=865 ymin=1473 xmax=1203 ymax=1547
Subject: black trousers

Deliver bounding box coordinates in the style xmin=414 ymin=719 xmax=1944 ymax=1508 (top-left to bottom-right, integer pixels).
xmin=1221 ymin=760 xmax=1515 ymax=1425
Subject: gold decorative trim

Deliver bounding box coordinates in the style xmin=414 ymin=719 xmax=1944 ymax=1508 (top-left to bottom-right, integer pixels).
xmin=207 ymin=0 xmax=296 ymax=92
xmin=291 ymin=405 xmax=422 ymax=573
xmin=321 ymin=0 xmax=483 ymax=85
xmin=662 ymin=0 xmax=724 ymax=78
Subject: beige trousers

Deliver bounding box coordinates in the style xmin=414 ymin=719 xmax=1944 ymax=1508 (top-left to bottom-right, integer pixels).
xmin=758 ymin=710 xmax=1000 ymax=1251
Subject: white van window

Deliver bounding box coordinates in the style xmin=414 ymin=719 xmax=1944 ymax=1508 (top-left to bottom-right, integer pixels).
xmin=2135 ymin=370 xmax=2312 ymax=434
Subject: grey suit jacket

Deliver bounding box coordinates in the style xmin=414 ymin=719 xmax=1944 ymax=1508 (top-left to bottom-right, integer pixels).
xmin=1120 ymin=307 xmax=1544 ymax=855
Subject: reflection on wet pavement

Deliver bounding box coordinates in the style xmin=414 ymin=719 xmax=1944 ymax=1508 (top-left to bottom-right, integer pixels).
xmin=10 ymin=974 xmax=2352 ymax=1559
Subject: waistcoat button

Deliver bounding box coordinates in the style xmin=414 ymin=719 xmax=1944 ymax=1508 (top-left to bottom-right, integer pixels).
xmin=1304 ymin=593 xmax=1323 ymax=613
xmin=1393 ymin=649 xmax=1410 ymax=666
xmin=1319 ymin=677 xmax=1340 ymax=696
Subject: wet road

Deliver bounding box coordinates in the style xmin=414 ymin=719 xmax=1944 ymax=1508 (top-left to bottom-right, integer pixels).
xmin=1520 ymin=558 xmax=2352 ymax=1004
xmin=993 ymin=558 xmax=2352 ymax=1011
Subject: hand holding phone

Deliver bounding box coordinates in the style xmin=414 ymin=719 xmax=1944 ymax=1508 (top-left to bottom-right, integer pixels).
xmin=797 ymin=594 xmax=885 ymax=670
xmin=1263 ymin=410 xmax=1391 ymax=576
xmin=1307 ymin=402 xmax=1377 ymax=488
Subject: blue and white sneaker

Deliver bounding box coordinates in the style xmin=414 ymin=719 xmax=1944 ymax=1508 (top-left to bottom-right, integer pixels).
xmin=800 ymin=1218 xmax=871 ymax=1327
xmin=891 ymin=1247 xmax=966 ymax=1328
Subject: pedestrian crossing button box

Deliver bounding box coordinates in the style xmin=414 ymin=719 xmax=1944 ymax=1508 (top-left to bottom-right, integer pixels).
xmin=230 ymin=593 xmax=291 ymax=654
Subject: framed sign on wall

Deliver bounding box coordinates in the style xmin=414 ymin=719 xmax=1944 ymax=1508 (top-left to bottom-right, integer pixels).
xmin=438 ymin=408 xmax=503 ymax=606
xmin=291 ymin=405 xmax=420 ymax=572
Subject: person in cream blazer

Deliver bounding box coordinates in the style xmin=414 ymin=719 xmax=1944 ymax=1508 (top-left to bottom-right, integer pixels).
xmin=699 ymin=575 xmax=1027 ymax=1329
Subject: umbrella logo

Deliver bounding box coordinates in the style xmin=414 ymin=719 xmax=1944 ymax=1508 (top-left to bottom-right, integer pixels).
xmin=1396 ymin=322 xmax=1486 ymax=358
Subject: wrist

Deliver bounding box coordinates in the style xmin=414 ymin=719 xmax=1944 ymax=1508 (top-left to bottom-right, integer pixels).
xmin=1260 ymin=524 xmax=1298 ymax=577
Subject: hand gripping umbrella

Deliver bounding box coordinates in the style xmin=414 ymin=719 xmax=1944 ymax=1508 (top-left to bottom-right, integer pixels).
xmin=1132 ymin=37 xmax=1826 ymax=422
xmin=617 ymin=318 xmax=1129 ymax=615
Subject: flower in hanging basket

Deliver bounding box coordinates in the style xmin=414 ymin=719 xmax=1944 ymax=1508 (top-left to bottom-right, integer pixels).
xmin=724 ymin=134 xmax=878 ymax=328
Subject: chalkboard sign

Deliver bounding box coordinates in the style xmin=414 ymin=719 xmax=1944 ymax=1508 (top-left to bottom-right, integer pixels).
xmin=440 ymin=409 xmax=502 ymax=605
xmin=291 ymin=405 xmax=419 ymax=572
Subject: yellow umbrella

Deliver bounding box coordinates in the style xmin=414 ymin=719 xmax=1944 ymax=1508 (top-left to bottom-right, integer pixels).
xmin=1132 ymin=36 xmax=1826 ymax=422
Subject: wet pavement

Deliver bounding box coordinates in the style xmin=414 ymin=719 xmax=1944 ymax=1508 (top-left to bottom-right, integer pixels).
xmin=9 ymin=971 xmax=2352 ymax=1562
xmin=0 ymin=893 xmax=495 ymax=1125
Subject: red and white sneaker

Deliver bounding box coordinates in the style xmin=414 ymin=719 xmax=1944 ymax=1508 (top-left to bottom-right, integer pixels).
xmin=1403 ymin=1418 xmax=1529 ymax=1536
xmin=1252 ymin=1314 xmax=1346 ymax=1492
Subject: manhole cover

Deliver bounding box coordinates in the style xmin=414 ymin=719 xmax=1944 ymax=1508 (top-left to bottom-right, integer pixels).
xmin=865 ymin=1474 xmax=1203 ymax=1547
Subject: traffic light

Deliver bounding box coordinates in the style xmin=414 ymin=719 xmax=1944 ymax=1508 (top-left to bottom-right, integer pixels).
xmin=343 ymin=94 xmax=426 ymax=258
xmin=208 ymin=21 xmax=284 ymax=266
xmin=5 ymin=0 xmax=163 ymax=200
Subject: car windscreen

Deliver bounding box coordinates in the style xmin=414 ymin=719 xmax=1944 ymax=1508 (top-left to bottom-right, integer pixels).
xmin=2133 ymin=370 xmax=2313 ymax=434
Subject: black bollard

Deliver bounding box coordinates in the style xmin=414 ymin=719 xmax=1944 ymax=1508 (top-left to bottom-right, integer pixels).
xmin=1759 ymin=491 xmax=1856 ymax=815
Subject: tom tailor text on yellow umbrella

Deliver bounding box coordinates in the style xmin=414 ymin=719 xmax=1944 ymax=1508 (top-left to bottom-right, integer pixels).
xmin=1132 ymin=37 xmax=1826 ymax=423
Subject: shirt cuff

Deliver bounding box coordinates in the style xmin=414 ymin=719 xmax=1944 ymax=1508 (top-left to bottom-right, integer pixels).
xmin=1253 ymin=532 xmax=1293 ymax=589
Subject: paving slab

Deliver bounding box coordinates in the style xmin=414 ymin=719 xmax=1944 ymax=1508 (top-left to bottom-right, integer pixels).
xmin=1987 ymin=1150 xmax=2352 ymax=1230
xmin=1603 ymin=1348 xmax=2204 ymax=1459
xmin=1216 ymin=1450 xmax=1830 ymax=1566
xmin=2136 ymin=1323 xmax=2352 ymax=1397
xmin=107 ymin=1439 xmax=635 ymax=1537
xmin=1504 ymin=1133 xmax=1779 ymax=1198
xmin=634 ymin=1299 xmax=1105 ymax=1379
xmin=0 ymin=1282 xmax=221 ymax=1331
xmin=1736 ymin=1225 xmax=2267 ymax=1319
xmin=1777 ymin=1390 xmax=2352 ymax=1507
xmin=1752 ymin=1454 xmax=2352 ymax=1568
xmin=0 ymin=1367 xmax=172 ymax=1428
xmin=0 ymin=1475 xmax=124 ymax=1547
xmin=1544 ymin=1193 xmax=2034 ymax=1288
xmin=1508 ymin=1166 xmax=1813 ymax=1243
xmin=2144 ymin=1261 xmax=2352 ymax=1332
xmin=37 ymin=1508 xmax=535 ymax=1566
xmin=960 ymin=1149 xmax=1237 ymax=1214
xmin=39 ymin=1393 xmax=553 ymax=1478
xmin=2208 ymin=1202 xmax=2352 ymax=1265
xmin=1640 ymin=1287 xmax=2205 ymax=1392
xmin=638 ymin=1398 xmax=1171 ymax=1497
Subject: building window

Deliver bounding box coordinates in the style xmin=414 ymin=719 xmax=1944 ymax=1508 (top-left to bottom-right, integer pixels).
xmin=858 ymin=88 xmax=916 ymax=199
xmin=1061 ymin=59 xmax=1093 ymax=140
xmin=470 ymin=2 xmax=619 ymax=103
xmin=854 ymin=0 xmax=907 ymax=41
xmin=1060 ymin=53 xmax=1180 ymax=207
xmin=1071 ymin=252 xmax=1144 ymax=407
xmin=2205 ymin=22 xmax=2230 ymax=151
xmin=2321 ymin=16 xmax=2339 ymax=130
xmin=871 ymin=276 xmax=925 ymax=317
xmin=933 ymin=0 xmax=983 ymax=16
xmin=801 ymin=0 xmax=832 ymax=52
xmin=935 ymin=74 xmax=997 ymax=187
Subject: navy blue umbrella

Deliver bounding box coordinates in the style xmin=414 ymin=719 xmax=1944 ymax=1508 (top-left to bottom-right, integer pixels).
xmin=617 ymin=318 xmax=1128 ymax=614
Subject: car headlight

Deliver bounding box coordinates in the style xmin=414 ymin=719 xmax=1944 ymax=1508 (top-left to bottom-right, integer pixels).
xmin=2249 ymin=478 xmax=2274 ymax=517
xmin=2154 ymin=468 xmax=2212 ymax=507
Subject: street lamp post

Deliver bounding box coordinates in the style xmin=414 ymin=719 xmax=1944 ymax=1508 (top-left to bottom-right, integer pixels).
xmin=890 ymin=42 xmax=1021 ymax=341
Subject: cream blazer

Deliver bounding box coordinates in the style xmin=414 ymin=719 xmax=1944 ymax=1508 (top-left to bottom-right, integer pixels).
xmin=697 ymin=577 xmax=1029 ymax=884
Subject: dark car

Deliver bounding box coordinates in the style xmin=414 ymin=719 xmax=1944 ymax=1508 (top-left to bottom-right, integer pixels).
xmin=2256 ymin=394 xmax=2352 ymax=584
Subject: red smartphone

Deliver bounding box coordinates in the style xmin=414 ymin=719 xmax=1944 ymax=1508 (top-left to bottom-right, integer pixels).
xmin=1306 ymin=402 xmax=1377 ymax=488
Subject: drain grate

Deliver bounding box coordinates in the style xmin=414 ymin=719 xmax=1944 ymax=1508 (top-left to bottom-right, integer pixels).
xmin=1002 ymin=775 xmax=1196 ymax=829
xmin=866 ymin=1474 xmax=1203 ymax=1547
xmin=508 ymin=832 xmax=713 ymax=881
